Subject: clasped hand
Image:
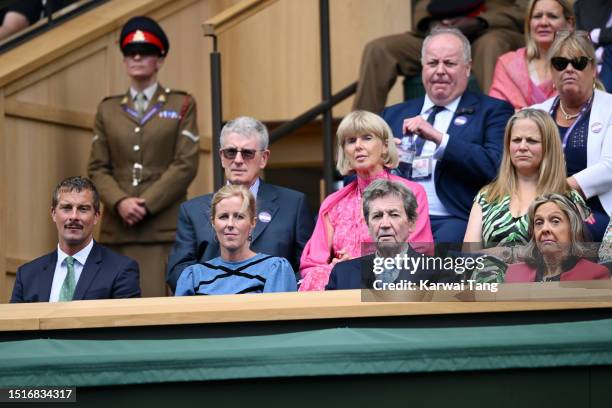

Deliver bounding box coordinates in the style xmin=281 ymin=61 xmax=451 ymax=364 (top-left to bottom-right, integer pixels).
xmin=117 ymin=197 xmax=147 ymax=227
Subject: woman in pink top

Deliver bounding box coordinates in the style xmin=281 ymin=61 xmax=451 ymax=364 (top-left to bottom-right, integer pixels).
xmin=299 ymin=110 xmax=433 ymax=291
xmin=489 ymin=0 xmax=575 ymax=109
xmin=505 ymin=193 xmax=609 ymax=282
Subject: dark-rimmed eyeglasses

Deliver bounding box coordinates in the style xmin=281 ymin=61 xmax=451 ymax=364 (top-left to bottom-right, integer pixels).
xmin=220 ymin=148 xmax=260 ymax=160
xmin=551 ymin=56 xmax=592 ymax=71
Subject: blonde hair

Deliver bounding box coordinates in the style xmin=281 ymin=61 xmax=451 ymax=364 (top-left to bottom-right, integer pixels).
xmin=210 ymin=184 xmax=256 ymax=222
xmin=336 ymin=110 xmax=399 ymax=176
xmin=525 ymin=0 xmax=575 ymax=60
xmin=548 ymin=30 xmax=605 ymax=90
xmin=483 ymin=109 xmax=570 ymax=203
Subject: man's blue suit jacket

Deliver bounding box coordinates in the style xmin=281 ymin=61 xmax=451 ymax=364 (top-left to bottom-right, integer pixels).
xmin=326 ymin=248 xmax=460 ymax=290
xmin=382 ymin=91 xmax=514 ymax=220
xmin=166 ymin=181 xmax=315 ymax=292
xmin=10 ymin=242 xmax=141 ymax=303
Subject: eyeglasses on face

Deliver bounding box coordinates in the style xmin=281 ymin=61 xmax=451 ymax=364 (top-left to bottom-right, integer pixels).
xmin=220 ymin=148 xmax=260 ymax=160
xmin=551 ymin=56 xmax=592 ymax=71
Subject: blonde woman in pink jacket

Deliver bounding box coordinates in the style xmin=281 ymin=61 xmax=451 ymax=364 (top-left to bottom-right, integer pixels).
xmin=299 ymin=111 xmax=433 ymax=291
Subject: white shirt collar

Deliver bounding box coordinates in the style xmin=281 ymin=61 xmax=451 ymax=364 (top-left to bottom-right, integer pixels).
xmin=130 ymin=82 xmax=158 ymax=102
xmin=249 ymin=178 xmax=260 ymax=198
xmin=57 ymin=239 xmax=94 ymax=267
xmin=422 ymin=93 xmax=462 ymax=114
xmin=226 ymin=178 xmax=260 ymax=198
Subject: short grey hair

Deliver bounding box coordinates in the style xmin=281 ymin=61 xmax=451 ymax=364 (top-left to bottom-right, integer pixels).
xmin=220 ymin=116 xmax=269 ymax=150
xmin=362 ymin=179 xmax=417 ymax=224
xmin=421 ymin=27 xmax=471 ymax=64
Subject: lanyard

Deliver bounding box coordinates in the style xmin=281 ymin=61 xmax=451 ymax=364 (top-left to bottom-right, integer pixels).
xmin=549 ymin=94 xmax=593 ymax=149
xmin=402 ymin=134 xmax=427 ymax=156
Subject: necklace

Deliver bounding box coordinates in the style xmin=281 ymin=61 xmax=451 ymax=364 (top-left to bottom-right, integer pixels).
xmin=559 ymin=101 xmax=580 ymax=120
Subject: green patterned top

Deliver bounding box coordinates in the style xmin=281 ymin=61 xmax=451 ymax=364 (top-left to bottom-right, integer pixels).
xmin=476 ymin=189 xmax=590 ymax=248
xmin=600 ymin=219 xmax=612 ymax=263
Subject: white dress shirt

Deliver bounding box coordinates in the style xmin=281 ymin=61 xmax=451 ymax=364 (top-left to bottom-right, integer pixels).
xmin=49 ymin=239 xmax=94 ymax=302
xmin=417 ymin=94 xmax=462 ymax=216
xmin=129 ymin=82 xmax=158 ymax=112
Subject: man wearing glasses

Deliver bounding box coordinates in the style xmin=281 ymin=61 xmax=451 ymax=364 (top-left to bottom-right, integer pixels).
xmin=166 ymin=117 xmax=314 ymax=293
xmin=88 ymin=16 xmax=200 ymax=297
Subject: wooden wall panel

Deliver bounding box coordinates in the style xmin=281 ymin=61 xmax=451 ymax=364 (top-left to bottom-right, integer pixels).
xmin=220 ymin=1 xmax=320 ymax=121
xmin=329 ymin=0 xmax=411 ymax=115
xmin=12 ymin=48 xmax=108 ymax=113
xmin=219 ymin=0 xmax=411 ymax=121
xmin=4 ymin=118 xmax=92 ymax=260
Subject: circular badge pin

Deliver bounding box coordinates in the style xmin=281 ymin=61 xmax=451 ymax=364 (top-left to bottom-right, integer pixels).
xmin=591 ymin=122 xmax=603 ymax=133
xmin=258 ymin=211 xmax=272 ymax=223
xmin=453 ymin=116 xmax=468 ymax=126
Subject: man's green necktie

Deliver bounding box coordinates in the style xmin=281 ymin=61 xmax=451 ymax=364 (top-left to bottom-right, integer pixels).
xmin=59 ymin=256 xmax=76 ymax=302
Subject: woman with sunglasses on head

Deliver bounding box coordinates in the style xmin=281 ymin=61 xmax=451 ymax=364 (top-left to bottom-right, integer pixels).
xmin=299 ymin=110 xmax=433 ymax=291
xmin=490 ymin=0 xmax=575 ymax=110
xmin=531 ymin=30 xmax=612 ymax=242
xmin=175 ymin=185 xmax=296 ymax=295
xmin=505 ymin=193 xmax=608 ymax=282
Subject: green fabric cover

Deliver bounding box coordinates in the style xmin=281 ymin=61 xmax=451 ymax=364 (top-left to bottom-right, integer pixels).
xmin=1 ymin=318 xmax=612 ymax=387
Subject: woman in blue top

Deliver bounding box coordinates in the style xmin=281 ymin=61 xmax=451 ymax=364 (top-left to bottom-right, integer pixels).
xmin=175 ymin=185 xmax=296 ymax=295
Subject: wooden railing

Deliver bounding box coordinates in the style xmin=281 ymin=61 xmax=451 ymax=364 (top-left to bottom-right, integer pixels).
xmin=2 ymin=286 xmax=612 ymax=332
xmin=202 ymin=0 xmax=278 ymax=36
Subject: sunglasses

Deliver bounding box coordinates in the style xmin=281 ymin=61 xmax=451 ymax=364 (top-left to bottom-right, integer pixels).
xmin=220 ymin=148 xmax=260 ymax=160
xmin=551 ymin=56 xmax=592 ymax=71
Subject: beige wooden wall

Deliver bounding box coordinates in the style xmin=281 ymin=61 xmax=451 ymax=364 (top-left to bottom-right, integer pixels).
xmin=0 ymin=0 xmax=411 ymax=302
xmin=220 ymin=0 xmax=411 ymax=121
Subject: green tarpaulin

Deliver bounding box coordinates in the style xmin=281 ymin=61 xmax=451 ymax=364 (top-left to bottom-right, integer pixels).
xmin=2 ymin=318 xmax=612 ymax=387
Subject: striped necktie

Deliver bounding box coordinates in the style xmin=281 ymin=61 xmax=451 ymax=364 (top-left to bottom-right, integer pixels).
xmin=59 ymin=256 xmax=76 ymax=302
xmin=414 ymin=105 xmax=445 ymax=155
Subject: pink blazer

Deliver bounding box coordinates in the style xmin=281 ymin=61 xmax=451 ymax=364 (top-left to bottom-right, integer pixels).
xmin=505 ymin=259 xmax=610 ymax=282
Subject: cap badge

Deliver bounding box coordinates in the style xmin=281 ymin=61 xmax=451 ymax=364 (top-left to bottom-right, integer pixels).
xmin=132 ymin=30 xmax=146 ymax=42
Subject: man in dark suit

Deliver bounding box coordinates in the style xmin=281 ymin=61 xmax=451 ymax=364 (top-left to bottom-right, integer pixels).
xmin=382 ymin=27 xmax=514 ymax=243
xmin=11 ymin=177 xmax=141 ymax=303
xmin=574 ymin=0 xmax=612 ymax=92
xmin=327 ymin=179 xmax=457 ymax=290
xmin=166 ymin=117 xmax=315 ymax=292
